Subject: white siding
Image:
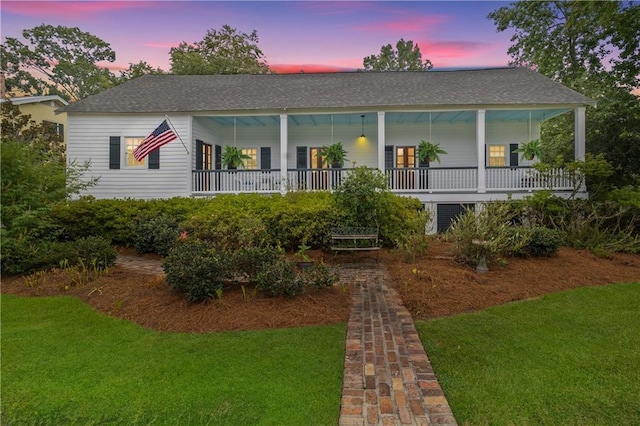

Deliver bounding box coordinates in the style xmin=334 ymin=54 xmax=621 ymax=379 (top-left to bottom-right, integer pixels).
xmin=287 ymin=121 xmax=378 ymax=169
xmin=67 ymin=114 xmax=191 ymax=199
xmin=220 ymin=121 xmax=281 ymax=168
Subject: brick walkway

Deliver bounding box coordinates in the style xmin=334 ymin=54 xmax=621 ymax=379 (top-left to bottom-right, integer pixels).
xmin=338 ymin=263 xmax=457 ymax=426
xmin=116 ymin=255 xmax=457 ymax=425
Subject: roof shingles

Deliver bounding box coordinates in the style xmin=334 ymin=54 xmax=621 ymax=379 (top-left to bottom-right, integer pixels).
xmin=62 ymin=67 xmax=594 ymax=114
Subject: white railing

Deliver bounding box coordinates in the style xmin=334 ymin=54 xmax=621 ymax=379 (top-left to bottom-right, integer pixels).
xmin=192 ymin=170 xmax=282 ymax=193
xmin=192 ymin=167 xmax=575 ymax=194
xmin=486 ymin=167 xmax=574 ymax=191
xmin=285 ymin=168 xmax=350 ymax=191
xmin=386 ymin=167 xmax=477 ymax=192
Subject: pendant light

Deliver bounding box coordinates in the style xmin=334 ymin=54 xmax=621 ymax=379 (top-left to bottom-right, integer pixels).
xmin=360 ymin=114 xmax=365 ymax=138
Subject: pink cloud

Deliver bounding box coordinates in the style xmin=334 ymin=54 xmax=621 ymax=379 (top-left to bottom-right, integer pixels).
xmin=357 ymin=15 xmax=449 ymax=33
xmin=1 ymin=1 xmax=155 ymax=19
xmin=270 ymin=63 xmax=352 ymax=74
xmin=419 ymin=39 xmax=490 ymax=59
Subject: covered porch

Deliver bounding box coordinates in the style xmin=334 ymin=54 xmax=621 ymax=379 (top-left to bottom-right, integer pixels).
xmin=190 ymin=106 xmax=586 ymax=197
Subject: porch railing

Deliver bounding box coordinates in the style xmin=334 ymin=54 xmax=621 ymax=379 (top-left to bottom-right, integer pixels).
xmin=192 ymin=167 xmax=575 ymax=194
xmin=486 ymin=167 xmax=574 ymax=191
xmin=192 ymin=169 xmax=282 ymax=193
xmin=386 ymin=167 xmax=477 ymax=192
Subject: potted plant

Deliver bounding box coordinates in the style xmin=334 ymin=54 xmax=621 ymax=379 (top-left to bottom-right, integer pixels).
xmin=417 ymin=140 xmax=447 ymax=164
xmin=295 ymin=243 xmax=314 ymax=270
xmin=221 ymin=145 xmax=251 ymax=169
xmin=319 ymin=142 xmax=348 ymax=168
xmin=513 ymin=139 xmax=542 ymax=161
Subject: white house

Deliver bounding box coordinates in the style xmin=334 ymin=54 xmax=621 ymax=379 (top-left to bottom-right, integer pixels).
xmin=62 ymin=67 xmax=594 ymax=232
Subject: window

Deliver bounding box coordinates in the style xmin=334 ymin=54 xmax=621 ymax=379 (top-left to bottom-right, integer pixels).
xmin=241 ymin=148 xmax=258 ymax=169
xmin=309 ymin=147 xmax=328 ymax=169
xmin=489 ymin=145 xmax=506 ymax=167
xmin=43 ymin=120 xmax=64 ymax=140
xmin=396 ymin=146 xmax=416 ymax=168
xmin=125 ymin=137 xmax=146 ymax=167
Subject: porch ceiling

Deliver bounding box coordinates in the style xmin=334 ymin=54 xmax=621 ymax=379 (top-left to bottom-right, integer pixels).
xmin=204 ymin=108 xmax=572 ymax=128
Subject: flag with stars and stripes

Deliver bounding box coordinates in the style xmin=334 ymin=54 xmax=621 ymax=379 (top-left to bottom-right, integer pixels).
xmin=133 ymin=119 xmax=177 ymax=161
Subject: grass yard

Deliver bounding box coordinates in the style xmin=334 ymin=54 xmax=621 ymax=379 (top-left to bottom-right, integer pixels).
xmin=1 ymin=295 xmax=346 ymax=425
xmin=417 ymin=282 xmax=640 ymax=426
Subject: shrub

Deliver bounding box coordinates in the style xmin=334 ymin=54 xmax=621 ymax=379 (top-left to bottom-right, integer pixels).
xmin=73 ymin=236 xmax=117 ymax=268
xmin=448 ymin=201 xmax=532 ymax=267
xmin=333 ymin=166 xmax=389 ymax=227
xmin=1 ymin=238 xmax=75 ymax=275
xmin=184 ymin=214 xmax=271 ymax=250
xmin=133 ymin=215 xmax=181 ymax=256
xmin=255 ymin=257 xmax=303 ymax=298
xmin=231 ymin=246 xmax=282 ymax=282
xmin=163 ymin=240 xmax=232 ymax=303
xmin=300 ymin=262 xmax=340 ymax=290
xmin=522 ymin=227 xmax=565 ymax=257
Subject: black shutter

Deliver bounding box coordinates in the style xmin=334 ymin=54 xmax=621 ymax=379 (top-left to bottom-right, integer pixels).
xmin=510 ymin=143 xmax=519 ymax=167
xmin=109 ymin=136 xmax=120 ymax=169
xmin=384 ymin=146 xmax=394 ymax=169
xmin=195 ymin=140 xmax=204 ymax=170
xmin=260 ymin=147 xmax=271 ymax=170
xmin=214 ymin=145 xmax=222 ymax=170
xmin=437 ymin=204 xmax=474 ymax=233
xmin=296 ymin=146 xmax=307 ymax=169
xmin=148 ymin=149 xmax=160 ymax=169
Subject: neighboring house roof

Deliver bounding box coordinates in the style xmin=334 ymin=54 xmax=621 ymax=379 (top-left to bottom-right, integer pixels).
xmin=61 ymin=67 xmax=595 ymax=114
xmin=6 ymin=95 xmax=69 ymax=107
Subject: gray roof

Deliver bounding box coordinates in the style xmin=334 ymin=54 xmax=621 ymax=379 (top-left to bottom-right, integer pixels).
xmin=62 ymin=67 xmax=595 ymax=114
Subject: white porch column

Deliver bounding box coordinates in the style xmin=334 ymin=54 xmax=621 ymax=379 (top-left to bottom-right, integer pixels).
xmin=280 ymin=113 xmax=288 ymax=194
xmin=476 ymin=109 xmax=486 ymax=193
xmin=574 ymin=107 xmax=586 ymax=161
xmin=377 ymin=111 xmax=386 ymax=172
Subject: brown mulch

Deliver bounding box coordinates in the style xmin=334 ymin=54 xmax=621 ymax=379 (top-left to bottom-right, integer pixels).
xmin=2 ymin=239 xmax=639 ymax=332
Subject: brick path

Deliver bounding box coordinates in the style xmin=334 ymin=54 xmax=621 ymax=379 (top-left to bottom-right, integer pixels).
xmin=338 ymin=263 xmax=457 ymax=426
xmin=116 ymin=255 xmax=457 ymax=425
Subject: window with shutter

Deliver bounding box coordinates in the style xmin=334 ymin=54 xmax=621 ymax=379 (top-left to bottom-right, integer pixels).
xmin=109 ymin=136 xmax=120 ymax=169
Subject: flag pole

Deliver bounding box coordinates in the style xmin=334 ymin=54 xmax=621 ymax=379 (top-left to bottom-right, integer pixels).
xmin=165 ymin=115 xmax=189 ymax=154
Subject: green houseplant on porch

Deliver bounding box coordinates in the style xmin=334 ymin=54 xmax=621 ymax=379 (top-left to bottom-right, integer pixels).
xmin=513 ymin=139 xmax=542 ymax=161
xmin=222 ymin=145 xmax=251 ymax=169
xmin=320 ymin=142 xmax=348 ymax=168
xmin=417 ymin=140 xmax=447 ymax=164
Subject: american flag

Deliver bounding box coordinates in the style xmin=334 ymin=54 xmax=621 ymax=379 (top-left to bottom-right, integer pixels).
xmin=133 ymin=120 xmax=177 ymax=161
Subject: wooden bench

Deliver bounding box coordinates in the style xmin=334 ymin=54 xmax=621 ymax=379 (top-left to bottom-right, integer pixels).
xmin=330 ymin=227 xmax=380 ymax=261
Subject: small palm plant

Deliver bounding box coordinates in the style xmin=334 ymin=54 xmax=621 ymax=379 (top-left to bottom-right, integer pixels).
xmin=221 ymin=146 xmax=251 ymax=169
xmin=417 ymin=140 xmax=447 ymax=164
xmin=513 ymin=139 xmax=542 ymax=161
xmin=319 ymin=142 xmax=348 ymax=168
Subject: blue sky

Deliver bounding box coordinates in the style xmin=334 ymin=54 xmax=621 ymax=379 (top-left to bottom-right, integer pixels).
xmin=1 ymin=1 xmax=516 ymax=73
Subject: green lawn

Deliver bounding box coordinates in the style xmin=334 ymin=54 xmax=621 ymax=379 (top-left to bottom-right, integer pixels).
xmin=1 ymin=295 xmax=346 ymax=425
xmin=417 ymin=282 xmax=640 ymax=426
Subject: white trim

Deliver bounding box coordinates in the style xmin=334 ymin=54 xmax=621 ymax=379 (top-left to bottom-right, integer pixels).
xmin=476 ymin=109 xmax=486 ymax=193
xmin=377 ymin=111 xmax=386 ymax=172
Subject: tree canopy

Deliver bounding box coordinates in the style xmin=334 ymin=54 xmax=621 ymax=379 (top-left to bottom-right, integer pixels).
xmin=361 ymin=39 xmax=433 ymax=71
xmin=489 ymin=0 xmax=640 ymax=188
xmin=1 ymin=24 xmax=119 ymax=102
xmin=170 ymin=25 xmax=271 ymax=75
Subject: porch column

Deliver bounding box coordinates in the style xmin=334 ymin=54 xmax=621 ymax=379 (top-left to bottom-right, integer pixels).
xmin=377 ymin=111 xmax=386 ymax=172
xmin=280 ymin=113 xmax=288 ymax=194
xmin=476 ymin=109 xmax=486 ymax=193
xmin=574 ymin=107 xmax=586 ymax=161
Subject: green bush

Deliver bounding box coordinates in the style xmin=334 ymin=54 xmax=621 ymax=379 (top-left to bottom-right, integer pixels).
xmin=256 ymin=257 xmax=303 ymax=298
xmin=163 ymin=240 xmax=232 ymax=303
xmin=300 ymin=262 xmax=340 ymax=290
xmin=1 ymin=239 xmax=75 ymax=275
xmin=184 ymin=214 xmax=271 ymax=250
xmin=522 ymin=227 xmax=565 ymax=257
xmin=231 ymin=246 xmax=282 ymax=282
xmin=73 ymin=236 xmax=118 ymax=269
xmin=133 ymin=215 xmax=181 ymax=256
xmin=448 ymin=201 xmax=532 ymax=267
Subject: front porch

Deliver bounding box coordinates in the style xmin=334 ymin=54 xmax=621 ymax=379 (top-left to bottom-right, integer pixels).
xmin=192 ymin=166 xmax=575 ymax=195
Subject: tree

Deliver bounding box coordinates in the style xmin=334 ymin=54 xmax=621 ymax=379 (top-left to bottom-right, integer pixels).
xmin=489 ymin=1 xmax=640 ymax=187
xmin=1 ymin=24 xmax=118 ymax=101
xmin=362 ymin=39 xmax=433 ymax=71
xmin=488 ymin=1 xmax=639 ymax=91
xmin=118 ymin=61 xmax=166 ymax=82
xmin=170 ymin=25 xmax=271 ymax=75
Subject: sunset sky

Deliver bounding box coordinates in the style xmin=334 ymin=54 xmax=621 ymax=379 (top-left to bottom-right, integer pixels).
xmin=1 ymin=1 xmax=516 ymax=74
